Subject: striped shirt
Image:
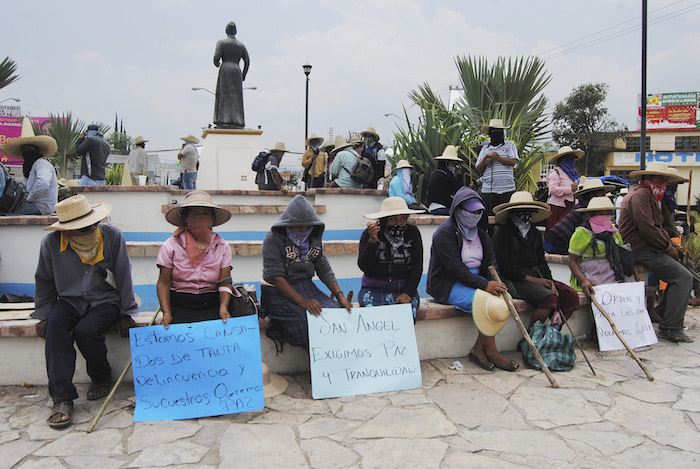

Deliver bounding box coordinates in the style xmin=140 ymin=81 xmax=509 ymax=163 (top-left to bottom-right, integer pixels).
xmin=477 ymin=141 xmax=519 ymax=193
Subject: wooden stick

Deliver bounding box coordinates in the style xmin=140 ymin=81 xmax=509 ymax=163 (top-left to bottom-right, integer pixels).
xmin=488 ymin=266 xmax=559 ymax=388
xmin=686 ymin=170 xmax=693 ymax=231
xmin=87 ymin=307 xmax=161 ymax=433
xmin=590 ymin=295 xmax=654 ymax=381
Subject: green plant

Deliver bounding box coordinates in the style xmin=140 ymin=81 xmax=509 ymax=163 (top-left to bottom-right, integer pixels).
xmin=106 ymin=163 xmax=124 ymax=185
xmin=32 ymin=112 xmax=85 ymax=179
xmin=0 ymin=56 xmax=19 ymax=90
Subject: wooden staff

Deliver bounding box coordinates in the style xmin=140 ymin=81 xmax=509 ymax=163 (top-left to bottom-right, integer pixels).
xmin=488 ymin=266 xmax=559 ymax=388
xmin=590 ymin=295 xmax=654 ymax=381
xmin=686 ymin=170 xmax=693 ymax=230
xmin=88 ymin=307 xmax=161 ymax=433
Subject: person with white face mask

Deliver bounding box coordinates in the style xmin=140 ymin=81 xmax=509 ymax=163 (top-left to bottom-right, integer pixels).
xmin=388 ymin=160 xmax=426 ymax=211
xmin=301 ymin=134 xmax=328 ymax=189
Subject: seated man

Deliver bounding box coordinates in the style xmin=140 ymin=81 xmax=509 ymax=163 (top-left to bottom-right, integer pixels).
xmin=33 ymin=195 xmax=137 ymax=428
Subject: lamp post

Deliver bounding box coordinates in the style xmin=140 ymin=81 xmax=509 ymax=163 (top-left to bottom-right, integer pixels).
xmin=384 ymin=113 xmax=406 ymax=122
xmin=0 ymin=98 xmax=20 ymax=104
xmin=303 ymin=63 xmax=312 ymax=143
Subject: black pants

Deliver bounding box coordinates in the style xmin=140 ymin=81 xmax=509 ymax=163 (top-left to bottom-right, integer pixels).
xmin=478 ymin=191 xmax=514 ymax=232
xmin=45 ymin=300 xmax=120 ymax=403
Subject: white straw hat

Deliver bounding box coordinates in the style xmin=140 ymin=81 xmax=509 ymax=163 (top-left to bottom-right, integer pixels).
xmin=481 ymin=118 xmax=511 ymax=133
xmin=181 ymin=134 xmax=200 ymax=144
xmin=628 ymin=161 xmax=684 ymax=183
xmin=364 ymin=197 xmax=424 ymax=220
xmin=472 ymin=290 xmax=510 ymax=336
xmin=305 ymin=133 xmax=324 ymax=147
xmin=435 ymin=145 xmax=462 ymax=162
xmin=574 ymin=177 xmax=616 ymax=197
xmin=269 ymin=142 xmax=287 ymax=153
xmin=360 ymin=127 xmax=380 ymax=140
xmin=134 ymin=136 xmax=148 ymax=145
xmin=493 ymin=191 xmax=551 ymax=224
xmin=165 ymin=190 xmax=231 ymax=227
xmin=547 ymin=146 xmax=584 ymax=164
xmin=262 ymin=362 xmax=288 ymax=398
xmin=577 ymin=196 xmax=619 ymax=212
xmin=395 ymin=159 xmax=413 ymax=169
xmin=44 ymin=195 xmax=111 ymax=231
xmin=1 ymin=117 xmax=58 ymax=159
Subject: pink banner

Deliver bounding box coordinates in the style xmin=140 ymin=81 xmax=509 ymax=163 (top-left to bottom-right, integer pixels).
xmin=0 ymin=116 xmax=51 ymax=166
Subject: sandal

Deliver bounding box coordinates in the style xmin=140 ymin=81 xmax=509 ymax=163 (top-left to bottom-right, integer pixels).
xmin=87 ymin=381 xmax=112 ymax=400
xmin=659 ymin=328 xmax=694 ymax=343
xmin=495 ymin=359 xmax=520 ymax=372
xmin=47 ymin=400 xmax=73 ymax=429
xmin=468 ymin=352 xmax=494 ymax=371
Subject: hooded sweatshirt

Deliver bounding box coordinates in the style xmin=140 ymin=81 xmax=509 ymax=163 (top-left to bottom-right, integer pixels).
xmin=262 ymin=195 xmax=336 ymax=285
xmin=426 ymin=187 xmax=496 ymax=303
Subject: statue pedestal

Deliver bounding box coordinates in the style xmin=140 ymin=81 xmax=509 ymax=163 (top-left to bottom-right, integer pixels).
xmin=196 ymin=128 xmax=263 ymax=190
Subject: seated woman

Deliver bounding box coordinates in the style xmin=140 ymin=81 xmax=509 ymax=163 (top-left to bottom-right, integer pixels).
xmin=358 ymin=197 xmax=424 ymax=319
xmin=388 ymin=160 xmax=425 ymax=211
xmin=427 ymin=187 xmax=517 ymax=371
xmin=261 ymin=194 xmax=352 ymax=349
xmin=492 ymin=191 xmax=580 ymax=330
xmin=427 ymin=146 xmax=462 ymax=215
xmin=157 ymin=191 xmax=243 ymax=328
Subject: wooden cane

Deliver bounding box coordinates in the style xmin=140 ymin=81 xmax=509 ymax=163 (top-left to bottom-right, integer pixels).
xmin=87 ymin=307 xmax=161 ymax=433
xmin=686 ymin=170 xmax=692 ymax=230
xmin=590 ymin=295 xmax=654 ymax=381
xmin=488 ymin=266 xmax=559 ymax=388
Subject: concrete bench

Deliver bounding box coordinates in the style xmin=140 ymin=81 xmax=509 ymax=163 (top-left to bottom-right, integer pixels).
xmin=125 ymin=240 xmax=359 ymax=258
xmin=161 ymin=204 xmax=327 ymax=215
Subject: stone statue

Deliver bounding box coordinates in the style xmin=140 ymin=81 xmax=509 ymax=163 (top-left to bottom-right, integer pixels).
xmin=213 ymin=22 xmax=250 ymax=129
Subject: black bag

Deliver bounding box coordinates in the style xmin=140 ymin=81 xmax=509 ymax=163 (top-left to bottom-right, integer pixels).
xmin=617 ymin=244 xmax=636 ymax=277
xmin=0 ymin=162 xmax=27 ymax=213
xmin=228 ymin=284 xmax=260 ymax=317
xmin=344 ymin=156 xmax=374 ymax=185
xmin=251 ymin=151 xmax=270 ymax=173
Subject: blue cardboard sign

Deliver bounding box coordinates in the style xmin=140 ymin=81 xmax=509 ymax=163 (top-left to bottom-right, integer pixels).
xmin=307 ymin=304 xmax=422 ymax=399
xmin=129 ymin=315 xmax=263 ymax=421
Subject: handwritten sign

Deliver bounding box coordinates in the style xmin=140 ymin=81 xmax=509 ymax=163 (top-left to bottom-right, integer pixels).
xmin=129 ymin=315 xmax=263 ymax=421
xmin=591 ymin=281 xmax=658 ymax=351
xmin=307 ymin=304 xmax=422 ymax=399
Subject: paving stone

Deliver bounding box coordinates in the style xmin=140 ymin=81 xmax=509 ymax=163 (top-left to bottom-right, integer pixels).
xmin=428 ymin=379 xmax=514 ymax=430
xmin=63 ymin=456 xmax=128 ymax=469
xmin=15 ymin=458 xmax=67 ymax=469
xmin=442 ymin=451 xmax=530 ymax=468
xmin=636 ymin=344 xmax=700 ymax=368
xmin=349 ymin=406 xmax=456 ymax=439
xmin=688 ymin=412 xmax=700 ymax=430
xmin=672 ymin=388 xmax=700 ymax=412
xmin=26 ymin=422 xmax=78 ymax=441
xmin=610 ymin=443 xmax=700 ymax=467
xmin=34 ymin=429 xmax=124 ymax=456
xmin=126 ymin=440 xmax=209 ymax=467
xmin=127 ymin=420 xmax=201 ymax=454
xmin=472 ymin=372 xmax=527 ymax=395
xmin=420 ymin=361 xmax=444 ymax=388
xmin=509 ymin=387 xmax=603 ymax=427
xmin=75 ymin=409 xmax=134 ymax=431
xmin=219 ymin=424 xmax=307 ymax=468
xmin=592 ymin=358 xmax=649 ymax=379
xmin=0 ymin=439 xmax=44 ymax=469
xmin=458 ymin=429 xmax=576 ymax=462
xmin=554 ymin=428 xmax=644 ymax=456
xmin=579 ymin=389 xmax=613 ymax=407
xmin=332 ymin=396 xmax=387 ymax=420
xmin=9 ymin=405 xmax=45 ymax=429
xmin=652 ymin=367 xmax=700 ymax=388
xmin=300 ymin=438 xmax=358 ymax=468
xmin=352 ymin=438 xmax=448 ymax=469
xmin=264 ymin=394 xmax=329 ymax=415
xmin=613 ymin=378 xmax=680 ymax=403
xmin=248 ymin=411 xmax=311 ymax=425
xmin=387 ymin=389 xmax=431 ymax=407
xmin=0 ymin=430 xmax=20 ymax=444
xmin=298 ymin=417 xmax=361 ymax=439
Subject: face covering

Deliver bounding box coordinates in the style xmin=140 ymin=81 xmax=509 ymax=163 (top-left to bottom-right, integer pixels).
xmin=510 ymin=211 xmax=533 ymax=238
xmin=63 ymin=228 xmax=104 ymax=265
xmin=186 ymin=213 xmax=214 ymax=240
xmin=589 ymin=214 xmax=618 ymax=234
xmin=447 ymin=164 xmax=456 ymax=174
xmin=558 ymin=157 xmax=579 ymax=183
xmin=641 ymin=179 xmax=667 ymax=202
xmin=399 ymin=168 xmax=412 ymax=193
xmin=310 ymin=141 xmax=321 ymax=151
xmin=489 ymin=129 xmax=505 ymax=146
xmin=386 ymin=225 xmax=406 ymax=238
xmin=286 ymin=227 xmax=313 ymax=258
xmin=455 ymin=209 xmax=482 ymax=241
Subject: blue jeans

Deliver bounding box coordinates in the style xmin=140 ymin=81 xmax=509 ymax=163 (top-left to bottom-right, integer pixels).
xmin=79 ymin=176 xmax=106 ymax=186
xmin=182 ymin=171 xmax=197 ymax=190
xmin=13 ymin=202 xmax=42 ymax=215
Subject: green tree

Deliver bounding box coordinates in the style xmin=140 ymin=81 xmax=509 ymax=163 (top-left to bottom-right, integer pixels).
xmin=36 ymin=112 xmax=85 ymax=179
xmin=0 ymin=57 xmax=19 ymax=90
xmin=106 ymin=131 xmax=132 ymax=155
xmin=552 ymin=83 xmax=627 ymax=176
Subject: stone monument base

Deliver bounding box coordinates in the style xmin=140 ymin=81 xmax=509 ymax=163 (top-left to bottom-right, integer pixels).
xmin=196 ymin=128 xmax=263 ymax=190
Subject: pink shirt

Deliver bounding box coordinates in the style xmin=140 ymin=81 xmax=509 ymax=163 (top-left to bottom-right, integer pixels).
xmin=157 ymin=232 xmax=232 ymax=294
xmin=547 ymin=167 xmax=576 ymax=207
xmin=461 ymin=236 xmax=483 ymax=269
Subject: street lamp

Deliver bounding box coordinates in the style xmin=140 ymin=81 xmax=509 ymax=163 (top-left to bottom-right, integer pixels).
xmin=303 ymin=63 xmax=312 ymax=143
xmin=0 ymin=98 xmax=20 ymax=104
xmin=384 ymin=113 xmax=406 ymax=122
xmin=192 ymin=87 xmax=214 ymax=95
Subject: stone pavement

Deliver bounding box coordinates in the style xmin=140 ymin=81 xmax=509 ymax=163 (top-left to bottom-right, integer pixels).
xmin=1 ymin=309 xmax=699 ymax=469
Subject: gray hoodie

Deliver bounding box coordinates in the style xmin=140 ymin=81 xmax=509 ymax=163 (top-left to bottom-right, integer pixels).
xmin=262 ymin=195 xmax=336 ymax=285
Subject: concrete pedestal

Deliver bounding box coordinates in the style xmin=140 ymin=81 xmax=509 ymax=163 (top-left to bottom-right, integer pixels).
xmin=197 ymin=128 xmax=263 ymax=190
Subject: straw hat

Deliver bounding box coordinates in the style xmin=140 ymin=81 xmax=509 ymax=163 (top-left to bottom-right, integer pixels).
xmin=44 ymin=195 xmax=111 ymax=231
xmin=395 ymin=159 xmax=413 ymax=170
xmin=305 ymin=133 xmax=324 ymax=147
xmin=134 ymin=136 xmax=148 ymax=145
xmin=320 ymin=139 xmax=335 ymax=153
xmin=577 ymin=196 xmax=619 ymax=212
xmin=472 ymin=290 xmax=510 ymax=336
xmin=269 ymin=142 xmax=287 ymax=153
xmin=364 ymin=197 xmax=424 ymax=220
xmin=262 ymin=362 xmax=288 ymax=398
xmin=181 ymin=134 xmax=200 ymax=144
xmin=493 ymin=191 xmax=551 ymax=224
xmin=360 ymin=127 xmax=380 ymax=140
xmin=628 ymin=161 xmax=684 ymax=182
xmin=481 ymin=118 xmax=511 ymax=133
xmin=349 ymin=136 xmax=363 ymax=146
xmin=165 ymin=190 xmax=232 ymax=227
xmin=547 ymin=146 xmax=584 ymax=164
xmin=330 ymin=135 xmax=351 ymax=154
xmin=668 ymin=167 xmax=688 ymax=184
xmin=435 ymin=145 xmax=462 ymax=162
xmin=573 ymin=176 xmax=616 ymax=198
xmin=1 ymin=117 xmax=58 ymax=159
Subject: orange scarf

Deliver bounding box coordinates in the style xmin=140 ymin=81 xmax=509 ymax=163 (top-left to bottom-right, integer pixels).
xmin=174 ymin=226 xmax=212 ymax=268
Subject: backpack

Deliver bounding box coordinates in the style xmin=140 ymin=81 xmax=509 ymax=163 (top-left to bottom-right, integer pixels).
xmin=0 ymin=162 xmax=27 ymax=213
xmin=251 ymin=151 xmax=270 ymax=173
xmin=344 ymin=156 xmax=374 ymax=185
xmin=519 ymin=320 xmax=576 ymax=371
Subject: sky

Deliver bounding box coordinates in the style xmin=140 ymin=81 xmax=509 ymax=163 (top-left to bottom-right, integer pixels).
xmin=3 ymin=0 xmax=700 ymax=168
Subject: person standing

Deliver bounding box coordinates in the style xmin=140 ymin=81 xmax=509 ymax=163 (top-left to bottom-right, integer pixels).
xmin=178 ymin=134 xmax=200 ymax=190
xmin=301 ymin=134 xmax=327 ymax=189
xmin=127 ymin=136 xmax=149 ymax=186
xmin=546 ymin=146 xmax=583 ymax=231
xmin=256 ymin=142 xmax=287 ymax=191
xmin=330 ymin=136 xmax=363 ymax=189
xmin=76 ymin=124 xmax=110 ymax=186
xmin=213 ymin=21 xmax=250 ymax=129
xmin=361 ymin=127 xmax=385 ymax=189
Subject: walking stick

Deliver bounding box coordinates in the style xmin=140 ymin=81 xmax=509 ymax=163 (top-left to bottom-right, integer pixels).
xmin=590 ymin=295 xmax=654 ymax=381
xmin=558 ymin=309 xmax=596 ymax=375
xmin=488 ymin=266 xmax=559 ymax=388
xmin=87 ymin=307 xmax=161 ymax=433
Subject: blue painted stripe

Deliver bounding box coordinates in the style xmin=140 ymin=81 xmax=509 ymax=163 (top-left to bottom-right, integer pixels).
xmin=123 ymin=229 xmax=365 ymax=242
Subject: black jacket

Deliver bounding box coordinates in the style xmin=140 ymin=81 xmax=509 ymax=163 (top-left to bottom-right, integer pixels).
xmin=427 ymin=166 xmax=461 ymax=208
xmin=492 ymin=219 xmax=552 ymax=282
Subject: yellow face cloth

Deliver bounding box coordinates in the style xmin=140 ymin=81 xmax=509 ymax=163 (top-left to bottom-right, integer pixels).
xmin=61 ymin=229 xmax=104 ymax=265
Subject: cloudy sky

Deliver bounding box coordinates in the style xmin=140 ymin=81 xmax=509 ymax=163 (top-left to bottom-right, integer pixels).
xmin=4 ymin=0 xmax=700 ymax=167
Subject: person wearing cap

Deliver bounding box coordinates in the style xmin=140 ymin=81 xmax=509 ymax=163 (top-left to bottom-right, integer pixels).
xmin=358 ymin=197 xmax=424 ymax=319
xmin=301 ymin=134 xmax=327 ymax=189
xmin=619 ymin=162 xmax=693 ymax=343
xmin=427 ymin=187 xmax=517 ymax=371
xmin=330 ymin=136 xmax=364 ymax=189
xmin=544 ymin=177 xmax=616 ymax=255
xmin=361 ymin=127 xmax=385 ymax=189
xmin=33 ymin=195 xmax=138 ymax=428
xmin=546 ymin=146 xmax=583 ymax=231
xmin=475 ymin=119 xmax=519 ymax=229
xmin=492 ymin=191 xmax=580 ymax=330
xmin=388 ymin=159 xmax=425 ymax=211
xmin=568 ymin=197 xmax=628 ymax=296
xmin=178 ymin=134 xmax=200 ymax=190
xmin=127 ymin=136 xmax=149 ymax=186
xmin=261 ymin=195 xmax=352 ymax=349
xmin=427 ymin=145 xmax=463 ymax=215
xmin=0 ymin=116 xmax=58 ymax=215
xmin=256 ymin=142 xmax=287 ymax=191
xmin=76 ymin=124 xmax=110 ymax=186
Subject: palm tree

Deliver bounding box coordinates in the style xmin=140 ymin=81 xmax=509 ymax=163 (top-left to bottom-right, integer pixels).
xmin=0 ymin=57 xmax=19 ymax=90
xmin=41 ymin=112 xmax=85 ymax=179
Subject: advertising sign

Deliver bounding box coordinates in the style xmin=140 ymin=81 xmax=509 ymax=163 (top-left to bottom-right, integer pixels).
xmin=638 ymin=92 xmax=700 ymax=130
xmin=0 ymin=116 xmax=51 ymax=165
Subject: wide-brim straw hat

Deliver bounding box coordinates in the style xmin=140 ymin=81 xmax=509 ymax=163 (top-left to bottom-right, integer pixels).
xmin=349 ymin=136 xmax=363 ymax=146
xmin=134 ymin=136 xmax=148 ymax=145
xmin=360 ymin=127 xmax=380 ymax=140
xmin=269 ymin=142 xmax=287 ymax=153
xmin=577 ymin=196 xmax=619 ymax=212
xmin=1 ymin=117 xmax=58 ymax=159
xmin=668 ymin=167 xmax=688 ymax=184
xmin=320 ymin=140 xmax=335 ymax=152
xmin=395 ymin=159 xmax=413 ymax=169
xmin=165 ymin=190 xmax=232 ymax=227
xmin=181 ymin=134 xmax=200 ymax=144
xmin=435 ymin=145 xmax=462 ymax=162
xmin=481 ymin=118 xmax=511 ymax=133
xmin=364 ymin=197 xmax=425 ymax=220
xmin=305 ymin=133 xmax=324 ymax=147
xmin=44 ymin=195 xmax=111 ymax=231
xmin=472 ymin=289 xmax=510 ymax=336
xmin=262 ymin=362 xmax=288 ymax=398
xmin=493 ymin=191 xmax=551 ymax=224
xmin=628 ymin=161 xmax=684 ymax=183
xmin=573 ymin=176 xmax=616 ymax=197
xmin=330 ymin=135 xmax=351 ymax=154
xmin=548 ymin=146 xmax=584 ymax=164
